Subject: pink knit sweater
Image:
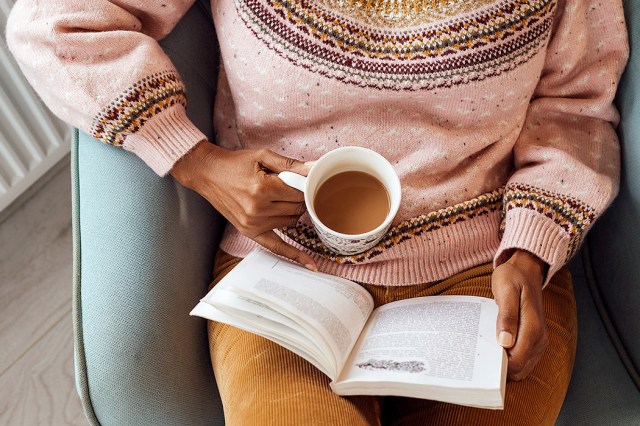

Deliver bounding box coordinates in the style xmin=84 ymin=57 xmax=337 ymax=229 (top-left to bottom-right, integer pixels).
xmin=6 ymin=0 xmax=628 ymax=286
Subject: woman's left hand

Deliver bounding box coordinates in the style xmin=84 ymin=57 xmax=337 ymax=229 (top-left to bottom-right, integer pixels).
xmin=492 ymin=249 xmax=548 ymax=381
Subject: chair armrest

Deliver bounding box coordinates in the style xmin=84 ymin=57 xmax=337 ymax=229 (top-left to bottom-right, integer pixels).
xmin=72 ymin=3 xmax=225 ymax=425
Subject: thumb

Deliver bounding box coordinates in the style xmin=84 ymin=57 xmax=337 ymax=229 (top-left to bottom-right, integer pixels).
xmin=254 ymin=231 xmax=318 ymax=271
xmin=492 ymin=270 xmax=521 ymax=349
xmin=258 ymin=150 xmax=309 ymax=176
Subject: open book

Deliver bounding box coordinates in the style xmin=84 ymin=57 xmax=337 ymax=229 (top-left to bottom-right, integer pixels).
xmin=191 ymin=249 xmax=507 ymax=409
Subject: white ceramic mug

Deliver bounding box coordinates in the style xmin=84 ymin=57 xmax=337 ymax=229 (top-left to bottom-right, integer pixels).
xmin=278 ymin=146 xmax=401 ymax=256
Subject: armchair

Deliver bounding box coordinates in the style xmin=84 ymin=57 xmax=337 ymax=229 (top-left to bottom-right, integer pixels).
xmin=71 ymin=1 xmax=640 ymax=424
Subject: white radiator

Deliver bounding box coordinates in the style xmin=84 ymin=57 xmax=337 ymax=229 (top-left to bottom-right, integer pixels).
xmin=0 ymin=0 xmax=72 ymax=214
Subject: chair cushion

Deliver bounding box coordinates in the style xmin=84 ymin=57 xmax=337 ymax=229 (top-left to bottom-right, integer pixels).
xmin=72 ymin=3 xmax=226 ymax=425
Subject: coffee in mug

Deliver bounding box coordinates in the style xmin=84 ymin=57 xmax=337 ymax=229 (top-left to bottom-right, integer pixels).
xmin=278 ymin=146 xmax=401 ymax=256
xmin=313 ymin=171 xmax=390 ymax=235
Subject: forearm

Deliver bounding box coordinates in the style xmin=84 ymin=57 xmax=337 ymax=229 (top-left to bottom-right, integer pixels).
xmin=6 ymin=0 xmax=204 ymax=175
xmin=495 ymin=0 xmax=629 ymax=284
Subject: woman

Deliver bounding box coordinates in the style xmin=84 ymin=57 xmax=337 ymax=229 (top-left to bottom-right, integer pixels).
xmin=7 ymin=0 xmax=628 ymax=424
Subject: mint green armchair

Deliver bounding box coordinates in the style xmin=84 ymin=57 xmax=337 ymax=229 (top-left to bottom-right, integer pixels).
xmin=71 ymin=1 xmax=640 ymax=424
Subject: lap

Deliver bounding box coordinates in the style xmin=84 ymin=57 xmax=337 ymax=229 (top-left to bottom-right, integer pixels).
xmin=375 ymin=267 xmax=577 ymax=426
xmin=209 ymin=321 xmax=382 ymax=425
xmin=208 ymin=252 xmax=381 ymax=425
xmin=207 ymin=251 xmax=577 ymax=426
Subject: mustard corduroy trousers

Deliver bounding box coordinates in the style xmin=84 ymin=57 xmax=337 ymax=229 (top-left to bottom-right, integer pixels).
xmin=208 ymin=251 xmax=577 ymax=425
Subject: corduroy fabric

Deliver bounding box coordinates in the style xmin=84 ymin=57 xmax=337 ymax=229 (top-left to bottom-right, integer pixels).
xmin=207 ymin=251 xmax=577 ymax=426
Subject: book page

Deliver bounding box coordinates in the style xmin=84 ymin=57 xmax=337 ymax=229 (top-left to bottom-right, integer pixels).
xmin=212 ymin=287 xmax=334 ymax=366
xmin=195 ymin=249 xmax=375 ymax=379
xmin=333 ymin=296 xmax=506 ymax=408
xmin=191 ymin=298 xmax=334 ymax=377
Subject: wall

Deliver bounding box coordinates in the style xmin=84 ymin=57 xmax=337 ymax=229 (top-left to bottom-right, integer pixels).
xmin=0 ymin=0 xmax=72 ymax=215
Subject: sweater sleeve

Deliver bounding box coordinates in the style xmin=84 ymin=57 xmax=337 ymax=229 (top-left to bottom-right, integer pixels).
xmin=5 ymin=0 xmax=206 ymax=176
xmin=494 ymin=0 xmax=629 ymax=285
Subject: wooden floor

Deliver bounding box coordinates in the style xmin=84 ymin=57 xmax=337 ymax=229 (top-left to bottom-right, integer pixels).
xmin=0 ymin=160 xmax=87 ymax=425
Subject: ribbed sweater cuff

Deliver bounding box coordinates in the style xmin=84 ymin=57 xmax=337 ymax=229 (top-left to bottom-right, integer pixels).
xmin=494 ymin=208 xmax=571 ymax=288
xmin=122 ymin=105 xmax=207 ymax=176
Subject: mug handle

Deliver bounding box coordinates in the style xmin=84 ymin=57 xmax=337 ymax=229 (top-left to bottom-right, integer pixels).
xmin=278 ymin=171 xmax=307 ymax=192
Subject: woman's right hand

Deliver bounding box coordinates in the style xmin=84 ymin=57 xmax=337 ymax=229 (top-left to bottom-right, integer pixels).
xmin=171 ymin=141 xmax=317 ymax=270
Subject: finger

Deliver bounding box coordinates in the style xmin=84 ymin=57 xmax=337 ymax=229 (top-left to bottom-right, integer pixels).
xmin=260 ymin=215 xmax=302 ymax=233
xmin=507 ymin=285 xmax=548 ymax=381
xmin=264 ymin=201 xmax=307 ymax=217
xmin=492 ymin=271 xmax=521 ymax=349
xmin=237 ymin=215 xmax=301 ymax=237
xmin=259 ymin=172 xmax=306 ymax=202
xmin=254 ymin=231 xmax=318 ymax=271
xmin=257 ymin=149 xmax=309 ymax=176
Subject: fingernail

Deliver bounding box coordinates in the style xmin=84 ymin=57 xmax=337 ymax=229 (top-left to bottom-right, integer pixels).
xmin=305 ymin=263 xmax=318 ymax=272
xmin=498 ymin=331 xmax=514 ymax=347
xmin=304 ymin=161 xmax=317 ymax=167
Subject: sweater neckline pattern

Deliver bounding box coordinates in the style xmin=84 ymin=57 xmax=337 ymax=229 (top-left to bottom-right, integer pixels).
xmin=234 ymin=0 xmax=556 ymax=90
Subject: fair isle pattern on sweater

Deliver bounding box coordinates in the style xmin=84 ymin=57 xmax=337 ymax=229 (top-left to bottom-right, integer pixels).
xmin=502 ymin=183 xmax=597 ymax=258
xmin=235 ymin=0 xmax=556 ymax=90
xmin=281 ymin=187 xmax=504 ymax=263
xmin=91 ymin=71 xmax=186 ymax=146
xmin=282 ymin=182 xmax=597 ymax=264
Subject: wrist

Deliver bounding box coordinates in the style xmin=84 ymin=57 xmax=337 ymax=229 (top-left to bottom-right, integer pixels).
xmin=170 ymin=140 xmax=219 ymax=189
xmin=505 ymin=249 xmax=548 ymax=284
